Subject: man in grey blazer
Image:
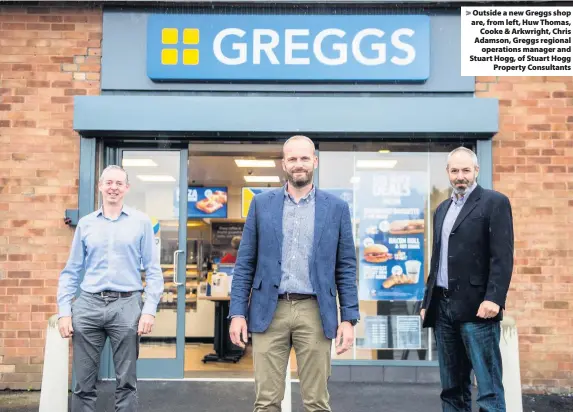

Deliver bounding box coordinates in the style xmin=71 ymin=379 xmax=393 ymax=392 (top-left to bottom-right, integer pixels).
xmin=229 ymin=135 xmax=360 ymax=412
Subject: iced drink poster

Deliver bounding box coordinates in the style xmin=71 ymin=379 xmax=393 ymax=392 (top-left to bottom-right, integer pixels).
xmin=357 ymin=171 xmax=426 ymax=301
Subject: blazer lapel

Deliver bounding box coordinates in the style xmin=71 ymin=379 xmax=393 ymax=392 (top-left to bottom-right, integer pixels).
xmin=450 ymin=185 xmax=482 ymax=233
xmin=271 ymin=190 xmax=284 ymax=251
xmin=312 ymin=189 xmax=330 ymax=263
xmin=434 ymin=201 xmax=450 ymax=247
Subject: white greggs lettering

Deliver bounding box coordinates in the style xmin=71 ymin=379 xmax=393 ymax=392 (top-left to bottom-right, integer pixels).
xmin=213 ymin=27 xmax=416 ymax=66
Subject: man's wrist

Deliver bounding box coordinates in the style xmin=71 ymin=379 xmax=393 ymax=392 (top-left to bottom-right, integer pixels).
xmin=58 ymin=306 xmax=72 ymax=318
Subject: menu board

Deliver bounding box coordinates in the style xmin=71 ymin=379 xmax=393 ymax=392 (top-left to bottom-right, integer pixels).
xmin=211 ymin=222 xmax=244 ymax=262
xmin=174 ymin=187 xmax=228 ymax=218
xmin=212 ymin=222 xmax=244 ymax=245
xmin=356 ymin=171 xmax=426 ymax=302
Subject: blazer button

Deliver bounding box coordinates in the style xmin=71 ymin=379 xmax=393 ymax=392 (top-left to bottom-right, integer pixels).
xmin=278 ymin=260 xmax=281 ymax=265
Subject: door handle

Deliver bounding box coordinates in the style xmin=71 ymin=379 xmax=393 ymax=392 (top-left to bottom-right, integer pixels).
xmin=173 ymin=249 xmax=184 ymax=286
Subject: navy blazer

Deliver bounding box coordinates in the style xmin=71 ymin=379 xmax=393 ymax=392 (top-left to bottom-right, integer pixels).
xmin=229 ymin=187 xmax=359 ymax=340
xmin=422 ymin=185 xmax=514 ymax=328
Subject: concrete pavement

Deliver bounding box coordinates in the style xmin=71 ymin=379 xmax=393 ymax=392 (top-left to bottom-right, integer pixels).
xmin=1 ymin=381 xmax=572 ymax=411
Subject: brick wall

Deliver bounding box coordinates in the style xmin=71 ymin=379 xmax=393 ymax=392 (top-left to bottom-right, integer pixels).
xmin=0 ymin=5 xmax=101 ymax=390
xmin=476 ymin=76 xmax=573 ymax=394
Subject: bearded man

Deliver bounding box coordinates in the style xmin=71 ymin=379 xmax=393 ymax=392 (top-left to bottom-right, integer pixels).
xmin=421 ymin=147 xmax=514 ymax=412
xmin=229 ymin=135 xmax=359 ymax=412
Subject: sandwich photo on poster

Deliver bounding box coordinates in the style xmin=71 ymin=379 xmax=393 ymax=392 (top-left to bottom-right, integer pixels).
xmin=188 ymin=187 xmax=228 ymax=218
xmin=356 ymin=171 xmax=426 ymax=302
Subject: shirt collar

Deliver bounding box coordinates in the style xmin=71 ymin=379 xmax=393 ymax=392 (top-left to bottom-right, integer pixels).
xmin=284 ymin=183 xmax=316 ymax=203
xmin=451 ymin=182 xmax=477 ymax=204
xmin=96 ymin=204 xmax=131 ymax=218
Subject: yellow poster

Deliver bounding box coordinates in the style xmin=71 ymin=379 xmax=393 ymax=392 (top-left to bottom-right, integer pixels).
xmin=241 ymin=187 xmax=276 ymax=218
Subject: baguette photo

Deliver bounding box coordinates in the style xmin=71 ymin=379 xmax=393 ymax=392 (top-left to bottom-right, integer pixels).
xmin=388 ymin=219 xmax=424 ymax=235
xmin=382 ymin=273 xmax=416 ymax=289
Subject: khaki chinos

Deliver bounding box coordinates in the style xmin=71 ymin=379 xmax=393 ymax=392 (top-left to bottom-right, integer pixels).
xmin=252 ymin=296 xmax=332 ymax=412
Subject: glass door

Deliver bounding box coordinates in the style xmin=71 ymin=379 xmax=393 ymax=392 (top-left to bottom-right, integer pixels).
xmin=114 ymin=148 xmax=188 ymax=378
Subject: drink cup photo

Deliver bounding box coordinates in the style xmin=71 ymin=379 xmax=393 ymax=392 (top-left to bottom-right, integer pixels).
xmin=405 ymin=260 xmax=421 ymax=283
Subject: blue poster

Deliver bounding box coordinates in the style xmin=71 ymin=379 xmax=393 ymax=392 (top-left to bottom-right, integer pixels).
xmin=357 ymin=171 xmax=426 ymax=301
xmin=174 ymin=187 xmax=228 ymax=218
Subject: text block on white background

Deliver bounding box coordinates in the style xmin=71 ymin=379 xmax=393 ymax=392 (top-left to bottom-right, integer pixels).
xmin=461 ymin=7 xmax=573 ymax=76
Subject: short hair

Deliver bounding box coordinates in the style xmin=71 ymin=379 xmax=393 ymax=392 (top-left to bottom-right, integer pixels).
xmin=99 ymin=165 xmax=129 ymax=184
xmin=282 ymin=135 xmax=316 ymax=158
xmin=231 ymin=236 xmax=242 ymax=250
xmin=447 ymin=147 xmax=479 ymax=168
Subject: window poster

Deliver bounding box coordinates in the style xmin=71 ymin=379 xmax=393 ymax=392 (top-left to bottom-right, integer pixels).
xmin=356 ymin=171 xmax=426 ymax=301
xmin=241 ymin=187 xmax=276 ymax=218
xmin=174 ymin=187 xmax=228 ymax=218
xmin=358 ymin=315 xmax=389 ymax=349
xmin=394 ymin=316 xmax=422 ymax=349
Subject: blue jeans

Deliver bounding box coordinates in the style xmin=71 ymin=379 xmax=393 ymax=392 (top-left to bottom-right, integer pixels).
xmin=434 ymin=296 xmax=505 ymax=412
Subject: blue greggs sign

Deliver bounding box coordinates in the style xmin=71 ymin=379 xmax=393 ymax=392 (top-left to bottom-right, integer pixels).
xmin=146 ymin=14 xmax=430 ymax=82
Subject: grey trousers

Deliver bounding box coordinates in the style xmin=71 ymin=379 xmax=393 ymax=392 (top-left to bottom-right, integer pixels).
xmin=71 ymin=291 xmax=142 ymax=412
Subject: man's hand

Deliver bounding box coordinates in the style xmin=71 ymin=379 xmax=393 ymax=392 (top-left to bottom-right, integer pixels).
xmin=58 ymin=316 xmax=73 ymax=338
xmin=420 ymin=309 xmax=426 ymax=321
xmin=477 ymin=301 xmax=500 ymax=319
xmin=229 ymin=317 xmax=248 ymax=349
xmin=138 ymin=314 xmax=155 ymax=336
xmin=335 ymin=321 xmax=354 ymax=355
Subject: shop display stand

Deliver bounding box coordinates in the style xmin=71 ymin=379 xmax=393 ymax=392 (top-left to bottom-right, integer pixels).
xmin=200 ymin=296 xmax=245 ymax=364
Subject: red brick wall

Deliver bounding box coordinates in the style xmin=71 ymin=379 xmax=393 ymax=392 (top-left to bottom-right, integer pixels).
xmin=477 ymin=76 xmax=573 ymax=394
xmin=0 ymin=5 xmax=101 ymax=390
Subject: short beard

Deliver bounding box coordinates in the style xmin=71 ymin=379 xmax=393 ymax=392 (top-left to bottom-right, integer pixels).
xmin=452 ymin=186 xmax=466 ymax=195
xmin=287 ymin=170 xmax=313 ymax=189
xmin=451 ymin=180 xmax=472 ymax=195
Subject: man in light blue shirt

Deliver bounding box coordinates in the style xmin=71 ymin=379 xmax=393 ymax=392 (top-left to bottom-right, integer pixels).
xmin=57 ymin=165 xmax=163 ymax=412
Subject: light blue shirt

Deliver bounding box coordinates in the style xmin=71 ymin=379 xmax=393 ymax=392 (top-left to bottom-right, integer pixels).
xmin=279 ymin=185 xmax=316 ymax=295
xmin=57 ymin=205 xmax=164 ymax=318
xmin=437 ymin=183 xmax=477 ymax=288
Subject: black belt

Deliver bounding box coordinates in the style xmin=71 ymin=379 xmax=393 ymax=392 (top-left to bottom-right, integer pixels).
xmin=92 ymin=290 xmax=139 ymax=298
xmin=278 ymin=293 xmax=316 ymax=301
xmin=434 ymin=286 xmax=452 ymax=299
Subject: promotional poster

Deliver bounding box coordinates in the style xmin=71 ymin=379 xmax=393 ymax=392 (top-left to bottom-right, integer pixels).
xmin=241 ymin=187 xmax=276 ymax=218
xmin=356 ymin=171 xmax=426 ymax=301
xmin=174 ymin=187 xmax=229 ymax=218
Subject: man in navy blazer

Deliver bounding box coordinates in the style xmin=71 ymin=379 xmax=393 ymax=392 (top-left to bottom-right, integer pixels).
xmin=421 ymin=147 xmax=514 ymax=411
xmin=229 ymin=135 xmax=359 ymax=412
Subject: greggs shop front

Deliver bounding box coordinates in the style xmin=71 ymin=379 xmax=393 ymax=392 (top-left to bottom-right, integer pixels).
xmin=70 ymin=4 xmax=498 ymax=382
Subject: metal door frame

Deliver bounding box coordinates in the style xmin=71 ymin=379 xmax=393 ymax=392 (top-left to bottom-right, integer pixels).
xmin=97 ymin=143 xmax=189 ymax=379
